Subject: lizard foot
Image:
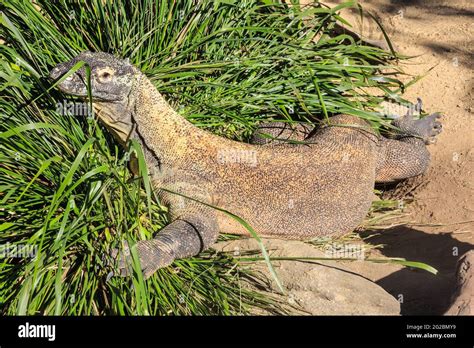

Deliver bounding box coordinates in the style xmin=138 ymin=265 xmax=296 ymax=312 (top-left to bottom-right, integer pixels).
xmin=415 ymin=112 xmax=443 ymax=144
xmin=393 ymin=112 xmax=442 ymax=144
xmin=110 ymin=240 xmax=171 ymax=278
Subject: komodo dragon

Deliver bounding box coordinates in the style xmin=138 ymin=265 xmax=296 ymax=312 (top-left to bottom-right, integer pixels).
xmin=49 ymin=52 xmax=442 ymax=277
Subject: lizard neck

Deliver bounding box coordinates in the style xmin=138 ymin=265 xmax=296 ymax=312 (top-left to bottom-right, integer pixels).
xmin=130 ymin=73 xmax=200 ymax=168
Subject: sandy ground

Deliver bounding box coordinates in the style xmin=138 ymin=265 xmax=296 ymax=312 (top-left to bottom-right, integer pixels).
xmin=321 ymin=0 xmax=474 ymax=315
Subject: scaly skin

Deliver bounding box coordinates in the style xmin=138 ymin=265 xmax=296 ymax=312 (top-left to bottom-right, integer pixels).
xmin=50 ymin=52 xmax=442 ymax=277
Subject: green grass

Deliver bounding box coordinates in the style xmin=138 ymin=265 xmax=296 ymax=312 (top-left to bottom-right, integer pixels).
xmin=1 ymin=0 xmax=414 ymax=315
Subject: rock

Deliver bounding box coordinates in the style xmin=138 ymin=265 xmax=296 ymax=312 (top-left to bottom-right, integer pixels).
xmin=214 ymin=238 xmax=400 ymax=315
xmin=445 ymin=250 xmax=474 ymax=315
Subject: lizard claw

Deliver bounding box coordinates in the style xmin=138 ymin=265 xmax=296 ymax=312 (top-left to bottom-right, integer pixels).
xmin=415 ymin=97 xmax=423 ymax=113
xmin=404 ymin=98 xmax=422 ymax=119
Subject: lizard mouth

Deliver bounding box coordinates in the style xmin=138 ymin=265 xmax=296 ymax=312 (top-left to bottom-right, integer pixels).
xmin=93 ymin=104 xmax=134 ymax=144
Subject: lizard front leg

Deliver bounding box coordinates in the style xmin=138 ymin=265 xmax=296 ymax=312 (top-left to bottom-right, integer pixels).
xmin=113 ymin=208 xmax=219 ymax=278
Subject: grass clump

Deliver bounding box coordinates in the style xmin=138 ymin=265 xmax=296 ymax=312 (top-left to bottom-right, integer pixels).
xmin=1 ymin=0 xmax=407 ymax=315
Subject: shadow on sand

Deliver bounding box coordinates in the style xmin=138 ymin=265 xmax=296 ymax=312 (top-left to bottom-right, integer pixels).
xmin=361 ymin=225 xmax=473 ymax=315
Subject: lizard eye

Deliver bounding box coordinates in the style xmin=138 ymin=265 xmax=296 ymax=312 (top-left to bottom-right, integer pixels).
xmin=97 ymin=71 xmax=113 ymax=83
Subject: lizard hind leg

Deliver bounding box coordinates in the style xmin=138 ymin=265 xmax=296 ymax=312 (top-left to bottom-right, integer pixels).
xmin=376 ymin=103 xmax=443 ymax=183
xmin=375 ymin=138 xmax=431 ymax=183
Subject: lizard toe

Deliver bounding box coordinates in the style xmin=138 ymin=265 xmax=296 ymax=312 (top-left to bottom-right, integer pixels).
xmin=432 ymin=121 xmax=442 ymax=134
xmin=426 ymin=136 xmax=438 ymax=145
xmin=415 ymin=97 xmax=423 ymax=112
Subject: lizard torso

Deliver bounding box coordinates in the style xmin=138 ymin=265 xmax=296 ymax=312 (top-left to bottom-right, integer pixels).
xmin=130 ymin=75 xmax=378 ymax=239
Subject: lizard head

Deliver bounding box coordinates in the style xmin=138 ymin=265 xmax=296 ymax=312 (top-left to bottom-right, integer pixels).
xmin=50 ymin=51 xmax=136 ymax=101
xmin=50 ymin=51 xmax=138 ymax=143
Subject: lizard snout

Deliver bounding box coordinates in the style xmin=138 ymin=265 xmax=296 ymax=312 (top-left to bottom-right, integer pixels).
xmin=49 ymin=65 xmax=64 ymax=80
xmin=49 ymin=61 xmax=76 ymax=81
xmin=48 ymin=61 xmax=87 ymax=96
